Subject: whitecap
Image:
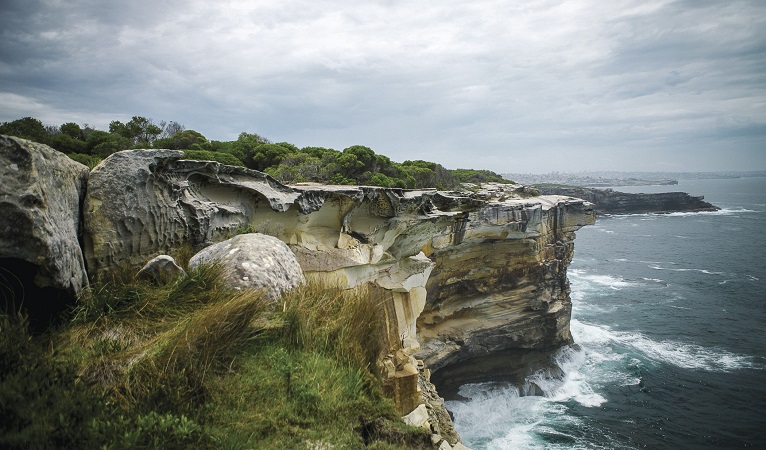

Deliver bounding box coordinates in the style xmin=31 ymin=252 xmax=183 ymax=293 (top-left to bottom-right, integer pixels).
xmin=569 ymin=271 xmax=640 ymax=290
xmin=664 ymin=208 xmax=757 ymax=217
xmin=572 ymin=321 xmax=760 ymax=372
xmin=648 ymin=265 xmax=725 ymax=276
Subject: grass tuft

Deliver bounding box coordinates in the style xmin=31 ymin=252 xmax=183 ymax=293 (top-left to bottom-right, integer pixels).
xmin=3 ymin=260 xmax=431 ymax=448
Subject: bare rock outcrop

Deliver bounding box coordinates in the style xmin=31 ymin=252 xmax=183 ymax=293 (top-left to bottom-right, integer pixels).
xmin=536 ymin=185 xmax=719 ymax=215
xmin=82 ymin=150 xmax=596 ymax=442
xmin=188 ymin=233 xmax=305 ymax=299
xmin=0 ymin=135 xmax=89 ymax=305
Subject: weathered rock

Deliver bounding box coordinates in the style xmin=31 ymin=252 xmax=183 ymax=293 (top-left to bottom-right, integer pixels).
xmin=0 ymin=135 xmax=89 ymax=301
xmin=188 ymin=233 xmax=305 ymax=299
xmin=137 ymin=255 xmax=186 ymax=283
xmin=81 ymin=150 xmax=596 ymax=437
xmin=536 ymin=185 xmax=719 ymax=214
xmin=416 ymin=195 xmax=596 ymax=391
xmin=84 ymin=149 xmax=302 ymax=275
xmin=402 ymin=404 xmax=430 ymax=429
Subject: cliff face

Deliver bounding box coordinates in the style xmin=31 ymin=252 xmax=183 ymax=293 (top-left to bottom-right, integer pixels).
xmin=5 ymin=142 xmax=596 ymax=442
xmin=84 ymin=151 xmax=595 ymax=412
xmin=536 ymin=186 xmax=719 ymax=215
xmin=417 ymin=196 xmax=592 ymax=392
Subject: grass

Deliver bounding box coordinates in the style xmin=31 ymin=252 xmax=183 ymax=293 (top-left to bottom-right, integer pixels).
xmin=0 ymin=261 xmax=432 ymax=449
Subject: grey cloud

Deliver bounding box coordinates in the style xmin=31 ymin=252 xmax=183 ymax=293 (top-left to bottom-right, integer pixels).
xmin=0 ymin=0 xmax=764 ymax=172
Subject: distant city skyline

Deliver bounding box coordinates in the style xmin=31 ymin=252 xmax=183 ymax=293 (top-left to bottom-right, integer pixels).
xmin=1 ymin=0 xmax=764 ymax=173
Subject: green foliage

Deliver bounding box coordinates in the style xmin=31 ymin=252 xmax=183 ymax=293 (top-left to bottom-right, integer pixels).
xmin=109 ymin=116 xmax=163 ymax=147
xmin=0 ymin=117 xmax=50 ymax=144
xmin=60 ymin=122 xmax=85 ymax=140
xmin=155 ymin=130 xmax=211 ymax=151
xmin=2 ymin=115 xmax=509 ymax=190
xmin=450 ymin=168 xmax=512 ymax=184
xmin=86 ymin=130 xmax=132 ymax=158
xmin=91 ymin=411 xmax=209 ymax=450
xmin=401 ymin=160 xmax=456 ymax=189
xmin=182 ymin=150 xmax=244 ymax=167
xmin=245 ymin=143 xmax=297 ymax=171
xmin=0 ymin=313 xmax=103 ymax=449
xmin=0 ymin=256 xmax=433 ymax=449
xmin=49 ymin=132 xmax=87 ymax=154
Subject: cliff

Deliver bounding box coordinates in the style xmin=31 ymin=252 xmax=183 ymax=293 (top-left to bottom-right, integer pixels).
xmin=2 ymin=139 xmax=596 ymax=446
xmin=536 ymin=185 xmax=719 ymax=215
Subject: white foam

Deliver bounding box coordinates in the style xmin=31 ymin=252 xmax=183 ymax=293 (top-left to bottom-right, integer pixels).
xmin=569 ymin=270 xmax=640 ymax=290
xmin=649 ymin=265 xmax=725 ymax=276
xmin=571 ymin=320 xmax=760 ymax=372
xmin=664 ymin=208 xmax=757 ymax=217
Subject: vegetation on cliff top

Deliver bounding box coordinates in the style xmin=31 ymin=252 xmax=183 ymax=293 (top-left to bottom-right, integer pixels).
xmin=0 ymin=261 xmax=431 ymax=449
xmin=0 ymin=115 xmax=512 ymax=188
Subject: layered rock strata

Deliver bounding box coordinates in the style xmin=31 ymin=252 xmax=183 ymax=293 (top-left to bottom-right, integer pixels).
xmin=417 ymin=193 xmax=594 ymax=392
xmin=536 ymin=185 xmax=719 ymax=215
xmin=0 ymin=142 xmax=597 ymax=449
xmin=84 ymin=150 xmax=595 ymax=420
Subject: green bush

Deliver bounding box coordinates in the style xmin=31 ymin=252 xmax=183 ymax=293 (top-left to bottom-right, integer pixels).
xmin=182 ymin=149 xmax=244 ymax=167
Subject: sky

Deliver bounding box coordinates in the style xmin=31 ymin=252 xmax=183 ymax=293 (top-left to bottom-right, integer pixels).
xmin=1 ymin=0 xmax=765 ymax=173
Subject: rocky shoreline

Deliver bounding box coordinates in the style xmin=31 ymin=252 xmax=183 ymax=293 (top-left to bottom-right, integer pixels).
xmin=2 ymin=135 xmax=598 ymax=448
xmin=535 ymin=185 xmax=719 ymax=215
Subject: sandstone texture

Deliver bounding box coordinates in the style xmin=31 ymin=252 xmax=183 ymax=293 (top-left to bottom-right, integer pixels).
xmin=537 ymin=185 xmax=719 ymax=215
xmin=80 ymin=149 xmax=595 ymax=441
xmin=417 ymin=192 xmax=595 ymax=390
xmin=0 ymin=135 xmax=89 ymax=297
xmin=188 ymin=233 xmax=305 ymax=299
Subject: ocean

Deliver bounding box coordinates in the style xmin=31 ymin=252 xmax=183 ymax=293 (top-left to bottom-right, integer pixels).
xmin=445 ymin=176 xmax=766 ymax=449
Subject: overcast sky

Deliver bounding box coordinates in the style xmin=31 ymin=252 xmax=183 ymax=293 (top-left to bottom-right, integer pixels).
xmin=1 ymin=0 xmax=764 ymax=173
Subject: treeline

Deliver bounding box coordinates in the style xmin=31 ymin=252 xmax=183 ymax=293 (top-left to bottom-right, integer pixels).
xmin=0 ymin=116 xmax=511 ymax=189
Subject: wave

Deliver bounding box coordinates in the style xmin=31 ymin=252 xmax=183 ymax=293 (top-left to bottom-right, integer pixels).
xmin=447 ymin=342 xmax=636 ymax=449
xmin=569 ymin=269 xmax=641 ymax=290
xmin=664 ymin=208 xmax=758 ymax=217
xmin=605 ymin=208 xmax=758 ymax=218
xmin=572 ymin=319 xmax=761 ymax=372
xmin=648 ymin=265 xmax=725 ymax=275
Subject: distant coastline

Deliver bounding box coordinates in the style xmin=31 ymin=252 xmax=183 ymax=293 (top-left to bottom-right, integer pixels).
xmin=504 ymin=170 xmax=766 ymax=187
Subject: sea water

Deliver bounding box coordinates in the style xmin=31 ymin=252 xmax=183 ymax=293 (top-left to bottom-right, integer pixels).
xmin=446 ymin=177 xmax=766 ymax=449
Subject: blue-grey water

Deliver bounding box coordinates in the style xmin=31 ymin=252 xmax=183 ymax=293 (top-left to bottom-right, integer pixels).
xmin=446 ymin=177 xmax=766 ymax=449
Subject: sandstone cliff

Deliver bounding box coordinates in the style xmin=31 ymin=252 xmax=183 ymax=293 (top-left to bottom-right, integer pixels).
xmin=2 ymin=139 xmax=597 ymax=446
xmin=83 ymin=150 xmax=594 ymax=420
xmin=536 ymin=185 xmax=719 ymax=215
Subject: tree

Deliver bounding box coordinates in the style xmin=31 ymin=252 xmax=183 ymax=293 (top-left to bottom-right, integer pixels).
xmin=247 ymin=143 xmax=296 ymax=171
xmin=0 ymin=117 xmax=49 ymax=144
xmin=59 ymin=122 xmax=85 ymax=140
xmin=86 ymin=131 xmax=131 ymax=158
xmin=158 ymin=120 xmax=185 ymax=139
xmin=182 ymin=150 xmax=243 ymax=166
xmin=109 ymin=116 xmax=162 ymax=147
xmin=154 ymin=130 xmax=210 ymax=150
xmin=49 ymin=133 xmax=87 ymax=154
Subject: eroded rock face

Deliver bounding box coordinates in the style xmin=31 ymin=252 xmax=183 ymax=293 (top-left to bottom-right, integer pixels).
xmin=82 ymin=151 xmax=595 ymax=426
xmin=0 ymin=135 xmax=89 ymax=300
xmin=188 ymin=233 xmax=305 ymax=299
xmin=417 ymin=195 xmax=595 ymax=391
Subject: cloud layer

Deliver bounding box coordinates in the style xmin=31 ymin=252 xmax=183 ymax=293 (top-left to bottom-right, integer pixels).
xmin=1 ymin=0 xmax=764 ymax=172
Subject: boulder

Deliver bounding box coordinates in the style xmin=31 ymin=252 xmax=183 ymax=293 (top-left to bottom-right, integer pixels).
xmin=136 ymin=255 xmax=186 ymax=283
xmin=0 ymin=135 xmax=89 ymax=300
xmin=188 ymin=233 xmax=304 ymax=299
xmin=83 ymin=149 xmax=302 ymax=275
